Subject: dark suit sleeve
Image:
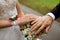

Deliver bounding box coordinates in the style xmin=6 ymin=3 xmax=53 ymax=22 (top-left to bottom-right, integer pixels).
xmin=50 ymin=3 xmax=60 ymax=19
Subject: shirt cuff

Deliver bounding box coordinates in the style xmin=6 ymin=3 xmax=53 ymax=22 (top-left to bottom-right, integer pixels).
xmin=46 ymin=12 xmax=55 ymax=20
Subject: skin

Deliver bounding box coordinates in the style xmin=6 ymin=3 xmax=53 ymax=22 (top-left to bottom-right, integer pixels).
xmin=0 ymin=0 xmax=24 ymax=28
xmin=30 ymin=15 xmax=53 ymax=37
xmin=0 ymin=20 xmax=12 ymax=28
xmin=16 ymin=14 xmax=39 ymax=25
xmin=0 ymin=0 xmax=38 ymax=29
xmin=16 ymin=1 xmax=24 ymax=17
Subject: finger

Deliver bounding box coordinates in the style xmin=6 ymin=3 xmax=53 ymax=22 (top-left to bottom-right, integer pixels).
xmin=34 ymin=31 xmax=42 ymax=38
xmin=31 ymin=21 xmax=43 ymax=32
xmin=35 ymin=23 xmax=46 ymax=35
xmin=30 ymin=19 xmax=42 ymax=32
xmin=31 ymin=18 xmax=39 ymax=24
xmin=45 ymin=25 xmax=51 ymax=34
xmin=30 ymin=21 xmax=40 ymax=32
xmin=30 ymin=18 xmax=35 ymax=22
xmin=30 ymin=18 xmax=42 ymax=31
xmin=30 ymin=19 xmax=39 ymax=30
xmin=31 ymin=17 xmax=41 ymax=24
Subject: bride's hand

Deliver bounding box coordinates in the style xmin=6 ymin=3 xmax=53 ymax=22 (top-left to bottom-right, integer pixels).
xmin=16 ymin=14 xmax=38 ymax=25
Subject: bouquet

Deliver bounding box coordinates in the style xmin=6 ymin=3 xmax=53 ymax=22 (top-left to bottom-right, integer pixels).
xmin=9 ymin=15 xmax=42 ymax=40
xmin=21 ymin=23 xmax=42 ymax=40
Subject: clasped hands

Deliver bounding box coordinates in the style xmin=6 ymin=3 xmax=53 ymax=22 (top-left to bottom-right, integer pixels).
xmin=15 ymin=14 xmax=53 ymax=38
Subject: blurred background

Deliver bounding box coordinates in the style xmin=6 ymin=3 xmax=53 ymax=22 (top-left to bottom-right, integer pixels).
xmin=19 ymin=0 xmax=60 ymax=22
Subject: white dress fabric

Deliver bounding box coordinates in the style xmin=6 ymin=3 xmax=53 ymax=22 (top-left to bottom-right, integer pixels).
xmin=0 ymin=0 xmax=24 ymax=40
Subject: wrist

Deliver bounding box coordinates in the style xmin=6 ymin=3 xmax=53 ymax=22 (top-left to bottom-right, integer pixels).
xmin=46 ymin=15 xmax=54 ymax=21
xmin=8 ymin=20 xmax=18 ymax=26
xmin=17 ymin=18 xmax=23 ymax=25
xmin=8 ymin=20 xmax=13 ymax=26
xmin=12 ymin=21 xmax=18 ymax=26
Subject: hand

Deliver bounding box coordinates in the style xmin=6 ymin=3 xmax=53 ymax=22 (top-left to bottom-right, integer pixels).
xmin=30 ymin=15 xmax=53 ymax=37
xmin=16 ymin=14 xmax=38 ymax=25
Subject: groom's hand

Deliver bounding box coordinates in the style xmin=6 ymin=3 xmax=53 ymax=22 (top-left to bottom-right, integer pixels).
xmin=16 ymin=14 xmax=38 ymax=25
xmin=30 ymin=15 xmax=53 ymax=37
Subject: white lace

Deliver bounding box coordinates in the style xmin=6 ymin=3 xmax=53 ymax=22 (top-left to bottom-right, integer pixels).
xmin=0 ymin=0 xmax=17 ymax=20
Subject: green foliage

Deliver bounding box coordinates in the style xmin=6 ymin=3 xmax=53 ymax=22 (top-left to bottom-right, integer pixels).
xmin=19 ymin=0 xmax=59 ymax=15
